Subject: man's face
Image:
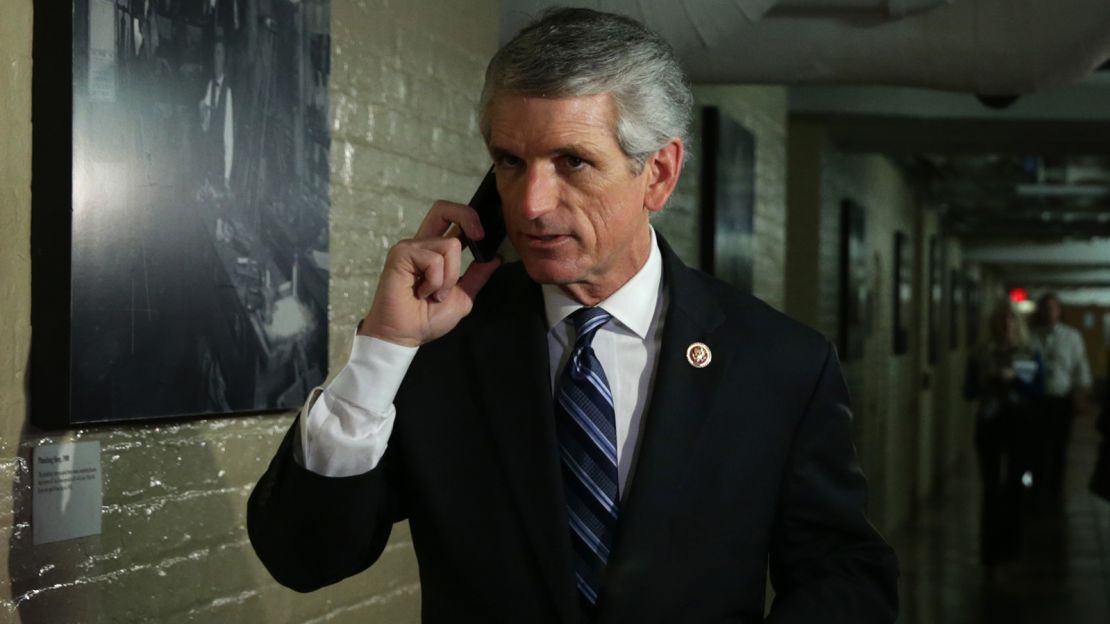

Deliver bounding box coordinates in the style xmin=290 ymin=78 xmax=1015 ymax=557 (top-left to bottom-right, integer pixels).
xmin=1045 ymin=298 xmax=1061 ymax=324
xmin=214 ymin=42 xmax=226 ymax=78
xmin=486 ymin=93 xmax=659 ymax=304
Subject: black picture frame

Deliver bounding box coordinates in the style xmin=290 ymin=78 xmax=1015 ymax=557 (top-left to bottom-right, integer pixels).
xmin=892 ymin=231 xmax=912 ymax=355
xmin=700 ymin=106 xmax=755 ymax=292
xmin=31 ymin=0 xmax=332 ymax=427
xmin=838 ymin=199 xmax=867 ymax=361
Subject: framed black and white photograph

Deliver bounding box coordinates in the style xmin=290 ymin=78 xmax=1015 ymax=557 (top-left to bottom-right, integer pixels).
xmin=700 ymin=106 xmax=755 ymax=292
xmin=838 ymin=199 xmax=867 ymax=361
xmin=31 ymin=0 xmax=331 ymax=427
xmin=892 ymin=230 xmax=912 ymax=355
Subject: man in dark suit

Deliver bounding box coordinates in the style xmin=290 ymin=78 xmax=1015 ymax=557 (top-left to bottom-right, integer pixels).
xmin=248 ymin=8 xmax=898 ymax=623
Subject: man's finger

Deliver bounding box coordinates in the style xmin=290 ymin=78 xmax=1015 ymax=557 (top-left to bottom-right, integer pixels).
xmin=434 ymin=238 xmax=463 ymax=302
xmin=456 ymin=255 xmax=503 ymax=302
xmin=405 ymin=247 xmax=446 ymax=300
xmin=416 ymin=200 xmax=485 ymax=242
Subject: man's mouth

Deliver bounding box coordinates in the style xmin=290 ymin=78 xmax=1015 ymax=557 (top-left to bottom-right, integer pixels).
xmin=524 ymin=233 xmax=569 ymax=247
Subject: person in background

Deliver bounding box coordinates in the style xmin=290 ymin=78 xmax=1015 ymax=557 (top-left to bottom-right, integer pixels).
xmin=198 ymin=37 xmax=234 ymax=199
xmin=967 ymin=301 xmax=1043 ymax=565
xmin=1030 ymin=292 xmax=1093 ymax=507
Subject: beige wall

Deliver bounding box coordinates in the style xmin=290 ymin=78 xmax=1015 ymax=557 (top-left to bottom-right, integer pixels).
xmin=911 ymin=213 xmax=978 ymax=503
xmin=1 ymin=1 xmax=496 ymax=622
xmin=1 ymin=0 xmax=35 ymax=618
xmin=935 ymin=241 xmax=974 ymax=477
xmin=783 ymin=121 xmax=977 ymax=532
xmin=824 ymin=151 xmax=923 ymax=532
xmin=783 ymin=120 xmax=826 ymax=329
xmin=655 ymin=86 xmax=789 ymax=310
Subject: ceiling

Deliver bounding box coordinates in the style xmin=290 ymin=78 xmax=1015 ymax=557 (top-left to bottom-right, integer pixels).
xmin=501 ymin=0 xmax=1110 ymax=94
xmin=499 ymin=0 xmax=1110 ymax=299
xmin=912 ymin=154 xmax=1110 ymax=241
xmin=787 ymin=68 xmax=1110 ymax=244
xmin=792 ymin=73 xmax=1110 ymax=297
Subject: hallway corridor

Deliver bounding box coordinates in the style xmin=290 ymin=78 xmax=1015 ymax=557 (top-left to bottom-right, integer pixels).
xmin=893 ymin=408 xmax=1110 ymax=623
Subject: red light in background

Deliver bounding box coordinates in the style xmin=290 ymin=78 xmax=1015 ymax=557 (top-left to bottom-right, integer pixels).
xmin=1009 ymin=288 xmax=1028 ymax=303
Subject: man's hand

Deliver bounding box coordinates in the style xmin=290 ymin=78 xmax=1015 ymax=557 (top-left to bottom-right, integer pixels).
xmin=359 ymin=200 xmax=502 ymax=347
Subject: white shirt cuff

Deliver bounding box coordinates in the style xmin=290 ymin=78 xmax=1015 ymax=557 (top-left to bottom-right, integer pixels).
xmin=299 ymin=336 xmax=419 ymax=477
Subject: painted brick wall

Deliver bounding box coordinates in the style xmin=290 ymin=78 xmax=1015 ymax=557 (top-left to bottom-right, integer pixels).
xmin=328 ymin=0 xmax=498 ymax=362
xmin=656 ymin=86 xmax=789 ymax=310
xmin=820 ymin=152 xmax=921 ymax=531
xmin=1 ymin=0 xmax=37 ymax=618
xmin=911 ymin=213 xmax=978 ymax=502
xmin=1 ymin=1 xmax=497 ymax=622
xmin=783 ymin=125 xmax=976 ymax=532
xmin=934 ymin=241 xmax=975 ymax=475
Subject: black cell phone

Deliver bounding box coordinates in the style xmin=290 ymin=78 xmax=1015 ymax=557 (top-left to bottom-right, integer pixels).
xmin=462 ymin=167 xmax=505 ymax=263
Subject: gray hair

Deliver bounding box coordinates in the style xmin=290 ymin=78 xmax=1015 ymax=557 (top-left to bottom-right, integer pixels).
xmin=479 ymin=8 xmax=693 ymax=173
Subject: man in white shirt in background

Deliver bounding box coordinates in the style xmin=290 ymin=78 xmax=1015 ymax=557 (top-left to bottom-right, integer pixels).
xmin=1030 ymin=292 xmax=1093 ymax=507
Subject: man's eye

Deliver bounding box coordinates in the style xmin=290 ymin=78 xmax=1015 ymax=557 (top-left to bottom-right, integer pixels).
xmin=564 ymin=155 xmax=586 ymax=170
xmin=495 ymin=155 xmax=522 ymax=169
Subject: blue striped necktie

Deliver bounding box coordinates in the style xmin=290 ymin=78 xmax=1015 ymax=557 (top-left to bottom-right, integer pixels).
xmin=555 ymin=306 xmax=619 ymax=616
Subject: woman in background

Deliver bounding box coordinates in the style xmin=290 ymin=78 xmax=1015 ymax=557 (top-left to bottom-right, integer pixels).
xmin=968 ymin=301 xmax=1044 ymax=566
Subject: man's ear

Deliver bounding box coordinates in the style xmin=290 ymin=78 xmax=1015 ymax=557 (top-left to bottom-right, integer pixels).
xmin=643 ymin=138 xmax=684 ymax=213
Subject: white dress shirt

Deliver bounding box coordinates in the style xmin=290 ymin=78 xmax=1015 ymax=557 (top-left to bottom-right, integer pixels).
xmin=299 ymin=228 xmax=667 ymax=499
xmin=1031 ymin=322 xmax=1092 ymax=397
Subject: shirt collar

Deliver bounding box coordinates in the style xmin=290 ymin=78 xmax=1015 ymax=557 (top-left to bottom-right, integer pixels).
xmin=541 ymin=226 xmax=662 ymax=340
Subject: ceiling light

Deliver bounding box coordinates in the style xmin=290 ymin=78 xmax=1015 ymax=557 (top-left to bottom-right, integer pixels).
xmin=1016 ymin=184 xmax=1110 ymax=198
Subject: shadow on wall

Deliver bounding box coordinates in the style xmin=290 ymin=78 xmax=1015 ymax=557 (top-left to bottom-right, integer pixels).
xmin=8 ymin=360 xmax=272 ymax=622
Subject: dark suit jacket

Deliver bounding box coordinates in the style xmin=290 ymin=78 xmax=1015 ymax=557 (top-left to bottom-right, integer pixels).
xmin=248 ymin=235 xmax=899 ymax=623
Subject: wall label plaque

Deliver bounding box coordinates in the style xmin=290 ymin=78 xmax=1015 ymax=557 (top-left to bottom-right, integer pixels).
xmin=33 ymin=441 xmax=103 ymax=545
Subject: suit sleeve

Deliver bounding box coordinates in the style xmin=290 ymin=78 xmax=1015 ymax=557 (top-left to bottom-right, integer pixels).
xmin=765 ymin=341 xmax=899 ymax=623
xmin=246 ymin=417 xmax=405 ymax=592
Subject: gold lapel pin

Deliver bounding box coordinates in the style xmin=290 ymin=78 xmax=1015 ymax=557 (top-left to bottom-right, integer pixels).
xmin=686 ymin=342 xmax=712 ymax=368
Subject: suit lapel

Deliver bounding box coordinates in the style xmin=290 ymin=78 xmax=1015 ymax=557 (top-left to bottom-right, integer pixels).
xmin=468 ymin=268 xmax=579 ymax=624
xmin=602 ymin=236 xmax=731 ymax=604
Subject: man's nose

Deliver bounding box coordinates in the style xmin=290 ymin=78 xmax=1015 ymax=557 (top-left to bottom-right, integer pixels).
xmin=512 ymin=165 xmax=558 ymax=220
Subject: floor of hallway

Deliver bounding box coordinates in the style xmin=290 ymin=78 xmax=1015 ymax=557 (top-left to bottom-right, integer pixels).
xmin=892 ymin=408 xmax=1110 ymax=623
